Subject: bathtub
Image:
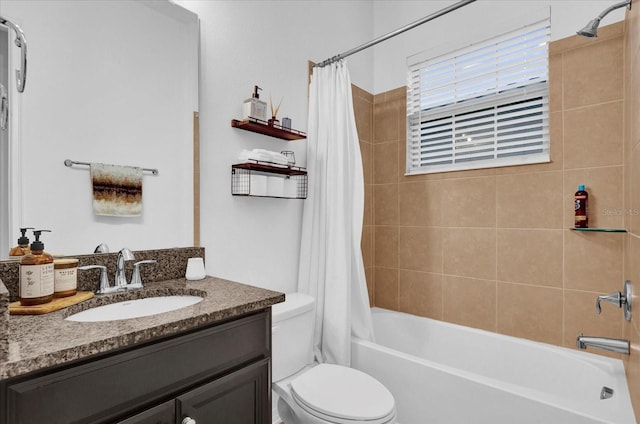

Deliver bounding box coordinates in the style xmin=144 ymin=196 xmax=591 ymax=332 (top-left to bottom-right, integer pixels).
xmin=351 ymin=308 xmax=636 ymax=424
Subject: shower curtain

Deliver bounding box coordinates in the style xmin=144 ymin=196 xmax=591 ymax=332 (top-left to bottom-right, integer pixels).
xmin=298 ymin=60 xmax=374 ymax=367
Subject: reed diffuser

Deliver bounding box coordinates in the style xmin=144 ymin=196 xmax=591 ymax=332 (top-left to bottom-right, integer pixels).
xmin=268 ymin=94 xmax=283 ymax=127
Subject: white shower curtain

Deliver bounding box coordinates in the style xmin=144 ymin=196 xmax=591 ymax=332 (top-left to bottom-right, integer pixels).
xmin=298 ymin=60 xmax=374 ymax=367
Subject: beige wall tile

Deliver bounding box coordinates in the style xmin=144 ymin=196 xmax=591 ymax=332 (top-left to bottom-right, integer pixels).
xmin=497 ymin=283 xmax=563 ymax=345
xmin=443 ymin=275 xmax=496 ymax=332
xmin=564 ymin=229 xmax=623 ymax=293
xmin=375 ymin=226 xmax=398 ymax=268
xmin=443 ymin=228 xmax=496 ymax=279
xmin=496 ymin=171 xmax=563 ymax=229
xmin=364 ymin=183 xmax=373 ymax=227
xmin=374 ymin=184 xmax=398 ymax=226
xmin=632 ymin=147 xmax=640 ymax=235
xmin=497 ymin=229 xmax=563 ymax=287
xmin=373 ymin=98 xmax=401 ymax=143
xmin=374 ymin=141 xmax=399 ymax=184
xmin=563 ymin=37 xmax=623 ymax=109
xmin=360 ymin=141 xmax=373 ymax=186
xmin=629 ymin=235 xmax=640 ymax=331
xmin=563 ymin=101 xmax=623 ymax=169
xmin=549 ymin=53 xmax=563 ymax=112
xmin=564 ymin=166 xmax=624 ymax=230
xmin=374 ymin=267 xmax=398 ymax=310
xmin=361 ymin=225 xmax=373 ymax=270
xmin=399 ymin=227 xmax=443 ymax=273
xmin=442 ymin=176 xmax=496 ymax=228
xmin=353 ymin=93 xmax=372 ymax=142
xmin=399 ymin=270 xmax=443 ymax=319
xmin=564 ymin=289 xmax=623 ymax=351
xmin=399 ymin=180 xmax=442 ymax=227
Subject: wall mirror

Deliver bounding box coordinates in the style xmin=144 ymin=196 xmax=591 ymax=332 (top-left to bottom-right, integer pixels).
xmin=0 ymin=0 xmax=199 ymax=260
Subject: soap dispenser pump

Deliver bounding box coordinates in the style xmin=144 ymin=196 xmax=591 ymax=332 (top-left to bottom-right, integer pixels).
xmin=19 ymin=229 xmax=54 ymax=306
xmin=8 ymin=227 xmax=34 ymax=258
xmin=243 ymin=85 xmax=268 ymax=121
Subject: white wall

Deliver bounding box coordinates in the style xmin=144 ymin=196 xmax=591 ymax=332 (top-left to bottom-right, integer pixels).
xmin=372 ymin=0 xmax=628 ymax=93
xmin=177 ymin=0 xmax=373 ymax=293
xmin=1 ymin=1 xmax=198 ymax=256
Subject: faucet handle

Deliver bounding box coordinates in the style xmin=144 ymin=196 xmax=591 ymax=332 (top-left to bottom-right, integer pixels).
xmin=129 ymin=260 xmax=157 ymax=288
xmin=596 ymin=291 xmax=624 ymax=314
xmin=79 ymin=265 xmax=111 ymax=294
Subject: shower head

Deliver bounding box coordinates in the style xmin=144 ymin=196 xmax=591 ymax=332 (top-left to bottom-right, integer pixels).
xmin=577 ymin=18 xmax=601 ymax=38
xmin=577 ymin=0 xmax=632 ymax=38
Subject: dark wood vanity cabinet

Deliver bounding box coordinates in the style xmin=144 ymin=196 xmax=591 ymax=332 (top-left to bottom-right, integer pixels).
xmin=0 ymin=310 xmax=272 ymax=424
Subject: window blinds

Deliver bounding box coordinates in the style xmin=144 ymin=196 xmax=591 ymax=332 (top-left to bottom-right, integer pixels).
xmin=407 ymin=18 xmax=551 ymax=174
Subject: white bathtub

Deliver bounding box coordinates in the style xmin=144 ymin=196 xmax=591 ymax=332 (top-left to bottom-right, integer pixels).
xmin=351 ymin=308 xmax=636 ymax=424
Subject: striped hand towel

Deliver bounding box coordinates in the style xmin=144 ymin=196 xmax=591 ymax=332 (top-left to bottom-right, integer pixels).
xmin=90 ymin=163 xmax=143 ymax=217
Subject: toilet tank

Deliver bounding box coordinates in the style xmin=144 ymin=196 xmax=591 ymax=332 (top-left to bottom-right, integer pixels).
xmin=272 ymin=293 xmax=315 ymax=382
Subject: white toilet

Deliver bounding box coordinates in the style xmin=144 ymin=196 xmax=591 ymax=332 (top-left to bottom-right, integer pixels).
xmin=272 ymin=293 xmax=397 ymax=424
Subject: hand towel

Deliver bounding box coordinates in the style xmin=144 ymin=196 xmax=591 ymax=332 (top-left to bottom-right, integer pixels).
xmin=90 ymin=163 xmax=143 ymax=216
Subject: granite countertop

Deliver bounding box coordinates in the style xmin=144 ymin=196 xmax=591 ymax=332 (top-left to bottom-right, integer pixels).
xmin=1 ymin=276 xmax=284 ymax=380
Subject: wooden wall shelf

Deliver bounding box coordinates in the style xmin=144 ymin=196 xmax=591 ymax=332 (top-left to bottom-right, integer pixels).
xmin=231 ymin=118 xmax=306 ymax=141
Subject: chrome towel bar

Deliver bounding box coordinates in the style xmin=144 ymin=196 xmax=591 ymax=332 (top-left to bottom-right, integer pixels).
xmin=64 ymin=159 xmax=158 ymax=175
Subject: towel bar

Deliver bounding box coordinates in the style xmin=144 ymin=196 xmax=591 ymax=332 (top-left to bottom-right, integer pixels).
xmin=64 ymin=159 xmax=158 ymax=175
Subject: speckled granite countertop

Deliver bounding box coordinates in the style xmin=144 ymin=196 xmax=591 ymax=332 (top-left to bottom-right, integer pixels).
xmin=0 ymin=276 xmax=284 ymax=380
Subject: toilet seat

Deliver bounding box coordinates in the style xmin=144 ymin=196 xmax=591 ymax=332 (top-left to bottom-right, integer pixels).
xmin=290 ymin=364 xmax=396 ymax=424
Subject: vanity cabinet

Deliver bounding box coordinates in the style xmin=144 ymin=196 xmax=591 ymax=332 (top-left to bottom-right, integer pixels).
xmin=0 ymin=310 xmax=271 ymax=424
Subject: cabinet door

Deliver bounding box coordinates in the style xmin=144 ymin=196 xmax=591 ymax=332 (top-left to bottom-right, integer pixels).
xmin=117 ymin=400 xmax=174 ymax=424
xmin=177 ymin=359 xmax=270 ymax=424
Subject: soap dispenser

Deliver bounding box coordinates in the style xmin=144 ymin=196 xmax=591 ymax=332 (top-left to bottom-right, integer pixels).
xmin=19 ymin=230 xmax=54 ymax=306
xmin=243 ymin=85 xmax=268 ymax=121
xmin=8 ymin=227 xmax=34 ymax=258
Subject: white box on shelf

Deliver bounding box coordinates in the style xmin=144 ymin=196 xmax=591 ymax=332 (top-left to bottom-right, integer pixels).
xmin=250 ymin=175 xmax=268 ymax=196
xmin=267 ymin=176 xmax=285 ymax=197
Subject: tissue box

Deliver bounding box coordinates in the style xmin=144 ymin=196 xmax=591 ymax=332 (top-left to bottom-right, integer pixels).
xmin=267 ymin=176 xmax=285 ymax=197
xmin=250 ymin=175 xmax=268 ymax=196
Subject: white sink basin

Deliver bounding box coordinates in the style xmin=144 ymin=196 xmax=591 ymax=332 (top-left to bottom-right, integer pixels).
xmin=66 ymin=295 xmax=204 ymax=322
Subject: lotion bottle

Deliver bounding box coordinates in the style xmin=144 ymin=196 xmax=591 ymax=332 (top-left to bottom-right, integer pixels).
xmin=19 ymin=230 xmax=54 ymax=306
xmin=574 ymin=185 xmax=589 ymax=228
xmin=8 ymin=227 xmax=34 ymax=258
xmin=243 ymin=85 xmax=268 ymax=122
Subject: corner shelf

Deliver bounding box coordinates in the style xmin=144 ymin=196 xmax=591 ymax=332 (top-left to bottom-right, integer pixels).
xmin=231 ymin=162 xmax=307 ymax=199
xmin=231 ymin=118 xmax=306 ymax=141
xmin=570 ymin=228 xmax=627 ymax=233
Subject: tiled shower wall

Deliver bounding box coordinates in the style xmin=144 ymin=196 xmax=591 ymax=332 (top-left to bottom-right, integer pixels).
xmin=623 ymin=2 xmax=640 ymax=414
xmin=367 ymin=21 xmax=626 ymax=349
xmin=353 ymin=17 xmax=640 ymax=415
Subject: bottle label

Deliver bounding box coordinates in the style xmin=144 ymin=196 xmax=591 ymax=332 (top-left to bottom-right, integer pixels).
xmin=54 ymin=268 xmax=77 ymax=292
xmin=20 ymin=263 xmax=54 ymax=298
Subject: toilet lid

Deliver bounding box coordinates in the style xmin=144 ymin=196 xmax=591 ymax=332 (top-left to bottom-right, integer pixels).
xmin=290 ymin=364 xmax=396 ymax=423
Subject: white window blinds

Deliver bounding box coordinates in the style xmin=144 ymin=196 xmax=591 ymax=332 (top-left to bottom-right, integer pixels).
xmin=407 ymin=18 xmax=551 ymax=175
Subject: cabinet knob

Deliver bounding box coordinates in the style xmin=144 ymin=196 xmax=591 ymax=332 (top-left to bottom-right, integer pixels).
xmin=181 ymin=418 xmax=196 ymax=424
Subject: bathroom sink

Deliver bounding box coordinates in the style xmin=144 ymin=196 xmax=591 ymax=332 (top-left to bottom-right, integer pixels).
xmin=65 ymin=295 xmax=204 ymax=322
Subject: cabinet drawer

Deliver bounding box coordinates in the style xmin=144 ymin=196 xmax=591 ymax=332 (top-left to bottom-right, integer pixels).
xmin=4 ymin=310 xmax=269 ymax=424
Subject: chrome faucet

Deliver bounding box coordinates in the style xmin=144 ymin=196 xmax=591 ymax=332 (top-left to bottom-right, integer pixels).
xmin=576 ymin=333 xmax=630 ymax=355
xmin=115 ymin=248 xmax=135 ymax=288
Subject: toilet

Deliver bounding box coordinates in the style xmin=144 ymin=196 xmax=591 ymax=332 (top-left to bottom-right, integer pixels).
xmin=272 ymin=293 xmax=397 ymax=424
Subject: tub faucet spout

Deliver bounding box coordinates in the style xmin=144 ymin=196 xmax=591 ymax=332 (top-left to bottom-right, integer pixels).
xmin=576 ymin=333 xmax=630 ymax=355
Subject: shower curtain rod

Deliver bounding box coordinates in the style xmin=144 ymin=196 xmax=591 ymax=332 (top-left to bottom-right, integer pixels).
xmin=315 ymin=0 xmax=476 ymax=68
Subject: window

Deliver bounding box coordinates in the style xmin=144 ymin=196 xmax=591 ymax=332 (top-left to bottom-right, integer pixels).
xmin=406 ymin=18 xmax=551 ymax=175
